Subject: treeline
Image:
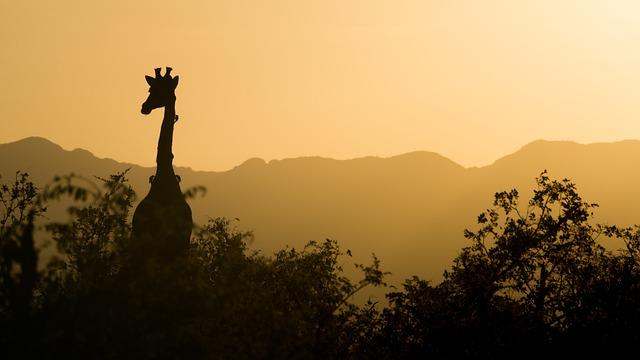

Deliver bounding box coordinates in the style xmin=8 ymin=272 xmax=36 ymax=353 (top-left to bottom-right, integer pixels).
xmin=1 ymin=171 xmax=640 ymax=359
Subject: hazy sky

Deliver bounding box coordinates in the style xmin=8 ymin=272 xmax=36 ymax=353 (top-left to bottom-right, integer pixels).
xmin=2 ymin=0 xmax=640 ymax=171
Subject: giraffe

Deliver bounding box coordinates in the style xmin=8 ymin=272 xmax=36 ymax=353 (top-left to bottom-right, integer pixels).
xmin=131 ymin=67 xmax=192 ymax=262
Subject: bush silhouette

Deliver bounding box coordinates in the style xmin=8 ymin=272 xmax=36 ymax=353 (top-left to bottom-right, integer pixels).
xmin=1 ymin=171 xmax=387 ymax=359
xmin=2 ymin=170 xmax=640 ymax=359
xmin=353 ymin=171 xmax=640 ymax=358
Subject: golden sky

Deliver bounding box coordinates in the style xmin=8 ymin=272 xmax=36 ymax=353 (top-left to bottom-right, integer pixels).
xmin=2 ymin=0 xmax=640 ymax=171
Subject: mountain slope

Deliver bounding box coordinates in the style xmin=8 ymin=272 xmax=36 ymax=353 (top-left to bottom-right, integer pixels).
xmin=2 ymin=137 xmax=640 ymax=287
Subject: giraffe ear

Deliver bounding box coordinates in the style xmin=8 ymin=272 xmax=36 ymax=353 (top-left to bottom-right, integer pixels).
xmin=172 ymin=76 xmax=179 ymax=88
xmin=145 ymin=75 xmax=155 ymax=86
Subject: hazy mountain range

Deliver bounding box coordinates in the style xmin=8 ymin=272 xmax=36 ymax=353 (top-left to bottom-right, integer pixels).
xmin=2 ymin=137 xmax=640 ymax=287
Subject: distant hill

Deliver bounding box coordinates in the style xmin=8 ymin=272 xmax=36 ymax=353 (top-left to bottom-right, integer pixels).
xmin=2 ymin=136 xmax=640 ymax=288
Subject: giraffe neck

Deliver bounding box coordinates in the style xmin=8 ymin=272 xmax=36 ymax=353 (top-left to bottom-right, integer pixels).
xmin=156 ymin=100 xmax=176 ymax=178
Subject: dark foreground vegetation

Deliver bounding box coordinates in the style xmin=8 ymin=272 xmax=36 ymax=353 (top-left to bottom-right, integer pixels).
xmin=2 ymin=170 xmax=640 ymax=359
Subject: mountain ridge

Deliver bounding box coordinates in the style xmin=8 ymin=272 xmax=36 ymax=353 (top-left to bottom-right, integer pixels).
xmin=7 ymin=135 xmax=640 ymax=173
xmin=2 ymin=136 xmax=640 ymax=289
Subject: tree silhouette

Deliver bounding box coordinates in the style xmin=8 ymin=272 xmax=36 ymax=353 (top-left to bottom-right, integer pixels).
xmin=1 ymin=171 xmax=389 ymax=359
xmin=354 ymin=171 xmax=640 ymax=358
xmin=3 ymin=170 xmax=640 ymax=358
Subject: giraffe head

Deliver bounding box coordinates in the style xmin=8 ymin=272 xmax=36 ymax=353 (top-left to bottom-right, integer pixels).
xmin=141 ymin=67 xmax=179 ymax=115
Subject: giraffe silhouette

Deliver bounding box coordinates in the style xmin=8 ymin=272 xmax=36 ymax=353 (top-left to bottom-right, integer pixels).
xmin=131 ymin=67 xmax=192 ymax=263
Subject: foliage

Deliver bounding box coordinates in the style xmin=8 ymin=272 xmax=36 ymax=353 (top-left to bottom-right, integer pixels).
xmin=0 ymin=172 xmax=43 ymax=330
xmin=0 ymin=171 xmax=387 ymax=359
xmin=355 ymin=171 xmax=640 ymax=358
xmin=2 ymin=170 xmax=640 ymax=359
xmin=43 ymin=172 xmax=135 ymax=283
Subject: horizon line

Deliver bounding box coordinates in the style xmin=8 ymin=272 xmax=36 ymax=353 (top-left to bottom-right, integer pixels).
xmin=3 ymin=135 xmax=640 ymax=173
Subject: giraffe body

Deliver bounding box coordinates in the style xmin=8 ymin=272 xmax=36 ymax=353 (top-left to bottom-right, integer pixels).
xmin=131 ymin=67 xmax=192 ymax=262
